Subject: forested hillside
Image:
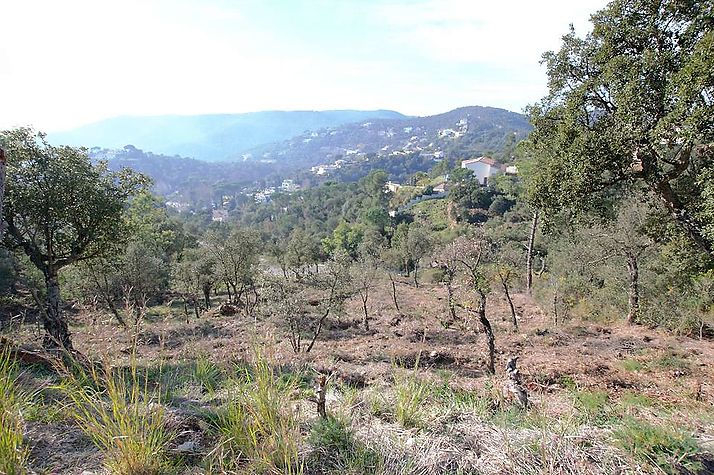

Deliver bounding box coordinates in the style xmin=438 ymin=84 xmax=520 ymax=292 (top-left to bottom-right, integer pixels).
xmin=0 ymin=1 xmax=712 ymax=474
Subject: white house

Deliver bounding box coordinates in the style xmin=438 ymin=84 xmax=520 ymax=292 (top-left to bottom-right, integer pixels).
xmin=461 ymin=156 xmax=503 ymax=185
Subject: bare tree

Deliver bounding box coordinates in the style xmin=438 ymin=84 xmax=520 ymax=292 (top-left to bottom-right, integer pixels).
xmin=454 ymin=232 xmax=496 ymax=375
xmin=433 ymin=241 xmax=461 ymax=326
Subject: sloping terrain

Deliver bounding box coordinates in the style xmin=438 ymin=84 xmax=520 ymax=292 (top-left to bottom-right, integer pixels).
xmin=3 ymin=276 xmax=713 ymax=474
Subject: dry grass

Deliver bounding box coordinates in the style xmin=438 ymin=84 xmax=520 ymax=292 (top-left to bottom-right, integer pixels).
xmin=0 ymin=348 xmax=29 ymax=475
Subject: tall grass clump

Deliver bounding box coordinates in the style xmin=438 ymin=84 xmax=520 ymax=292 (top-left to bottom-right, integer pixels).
xmin=613 ymin=418 xmax=701 ymax=473
xmin=207 ymin=347 xmax=302 ymax=474
xmin=307 ymin=416 xmax=381 ymax=473
xmin=0 ymin=348 xmax=29 ymax=475
xmin=59 ymin=358 xmax=173 ymax=475
xmin=393 ymin=370 xmax=431 ymax=429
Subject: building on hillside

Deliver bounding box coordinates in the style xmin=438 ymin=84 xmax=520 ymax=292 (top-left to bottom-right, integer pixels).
xmin=385 ymin=181 xmax=402 ymax=193
xmin=506 ymin=165 xmax=518 ymax=175
xmin=461 ymin=156 xmax=504 ymax=185
xmin=281 ymin=179 xmax=298 ymax=193
xmin=432 ymin=182 xmax=447 ymax=194
xmin=212 ymin=209 xmax=228 ymax=222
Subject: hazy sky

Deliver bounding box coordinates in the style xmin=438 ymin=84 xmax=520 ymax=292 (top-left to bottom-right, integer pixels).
xmin=0 ymin=0 xmax=608 ymax=132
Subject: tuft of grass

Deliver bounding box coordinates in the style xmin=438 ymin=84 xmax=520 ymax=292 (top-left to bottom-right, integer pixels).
xmin=393 ymin=371 xmax=431 ymax=429
xmin=0 ymin=348 xmax=29 ymax=475
xmin=613 ymin=418 xmax=701 ymax=473
xmin=620 ymin=359 xmax=643 ymax=372
xmin=58 ymin=358 xmax=174 ymax=475
xmin=192 ymin=354 xmax=223 ymax=394
xmin=206 ymin=347 xmax=303 ymax=474
xmin=651 ymin=351 xmax=690 ymax=372
xmin=572 ymin=390 xmax=611 ymax=424
xmin=307 ymin=416 xmax=381 ymax=473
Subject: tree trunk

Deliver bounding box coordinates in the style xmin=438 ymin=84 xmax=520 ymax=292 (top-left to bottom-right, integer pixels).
xmin=502 ymin=279 xmax=517 ymax=330
xmin=361 ymin=289 xmax=369 ymax=331
xmin=43 ymin=270 xmax=73 ymax=350
xmin=203 ymin=283 xmax=211 ymax=309
xmin=526 ymin=209 xmax=539 ymax=294
xmin=477 ymin=291 xmax=495 ymax=375
xmin=654 ymin=179 xmax=712 ymax=257
xmin=626 ymin=253 xmax=639 ymax=324
xmin=225 ymin=280 xmax=232 ymax=303
xmin=388 ymin=272 xmax=400 ymax=312
xmin=446 ymin=279 xmax=457 ymax=322
xmin=413 ymin=263 xmax=419 ymax=288
xmin=552 ymin=280 xmax=559 ymax=325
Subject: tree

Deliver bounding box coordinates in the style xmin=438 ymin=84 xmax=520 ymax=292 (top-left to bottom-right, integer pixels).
xmin=1 ymin=128 xmax=146 ymax=349
xmin=454 ymin=232 xmax=496 ymax=375
xmin=524 ymin=0 xmax=714 ymax=256
xmin=205 ymin=226 xmax=262 ymax=311
xmin=588 ymin=199 xmax=654 ymax=323
xmin=391 ymin=222 xmax=433 ymax=288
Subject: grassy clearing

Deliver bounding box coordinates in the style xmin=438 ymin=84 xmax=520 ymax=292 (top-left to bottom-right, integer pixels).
xmin=0 ymin=348 xmax=29 ymax=475
xmin=58 ymin=358 xmax=174 ymax=475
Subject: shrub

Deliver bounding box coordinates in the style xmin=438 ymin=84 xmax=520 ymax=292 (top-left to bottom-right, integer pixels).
xmin=393 ymin=371 xmax=431 ymax=429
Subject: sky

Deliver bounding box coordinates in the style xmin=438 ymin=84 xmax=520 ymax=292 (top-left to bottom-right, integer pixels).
xmin=0 ymin=0 xmax=609 ymax=132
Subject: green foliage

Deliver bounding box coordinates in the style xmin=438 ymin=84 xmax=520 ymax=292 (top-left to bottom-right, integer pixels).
xmin=0 ymin=349 xmax=29 ymax=475
xmin=1 ymin=128 xmax=149 ymax=271
xmin=613 ymin=418 xmax=701 ymax=473
xmin=523 ymin=0 xmax=714 ymax=255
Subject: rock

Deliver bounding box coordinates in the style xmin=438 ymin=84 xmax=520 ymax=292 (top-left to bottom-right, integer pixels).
xmin=176 ymin=440 xmax=199 ymax=453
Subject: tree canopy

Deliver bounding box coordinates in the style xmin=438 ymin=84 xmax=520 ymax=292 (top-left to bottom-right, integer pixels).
xmin=1 ymin=128 xmax=147 ymax=348
xmin=523 ymin=0 xmax=714 ymax=255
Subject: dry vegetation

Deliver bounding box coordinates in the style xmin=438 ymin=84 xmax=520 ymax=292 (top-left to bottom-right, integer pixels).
xmin=1 ymin=273 xmax=713 ymax=475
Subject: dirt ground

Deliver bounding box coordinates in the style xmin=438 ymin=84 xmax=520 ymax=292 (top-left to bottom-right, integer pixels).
xmin=3 ymin=275 xmax=714 ymax=474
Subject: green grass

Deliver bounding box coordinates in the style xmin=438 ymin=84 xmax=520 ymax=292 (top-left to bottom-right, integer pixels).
xmin=393 ymin=371 xmax=431 ymax=429
xmin=613 ymin=418 xmax=701 ymax=473
xmin=572 ymin=390 xmax=611 ymax=424
xmin=620 ymin=359 xmax=644 ymax=372
xmin=206 ymin=347 xmax=303 ymax=474
xmin=191 ymin=354 xmax=223 ymax=394
xmin=0 ymin=348 xmax=29 ymax=475
xmin=307 ymin=416 xmax=381 ymax=473
xmin=650 ymin=351 xmax=690 ymax=371
xmin=58 ymin=358 xmax=174 ymax=475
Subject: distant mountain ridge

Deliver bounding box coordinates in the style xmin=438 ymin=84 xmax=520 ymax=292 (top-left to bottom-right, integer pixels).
xmin=246 ymin=106 xmax=531 ymax=169
xmin=49 ymin=110 xmax=407 ymax=161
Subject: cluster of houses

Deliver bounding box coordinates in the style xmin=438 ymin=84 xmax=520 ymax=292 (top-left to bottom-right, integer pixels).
xmin=384 ymin=156 xmax=517 ymax=206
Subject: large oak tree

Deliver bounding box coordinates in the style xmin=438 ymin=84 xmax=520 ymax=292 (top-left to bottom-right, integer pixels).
xmin=524 ymin=0 xmax=714 ymax=255
xmin=1 ymin=128 xmax=147 ymax=349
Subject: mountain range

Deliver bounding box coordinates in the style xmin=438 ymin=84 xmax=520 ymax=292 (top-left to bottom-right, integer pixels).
xmin=49 ymin=110 xmax=406 ymax=161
